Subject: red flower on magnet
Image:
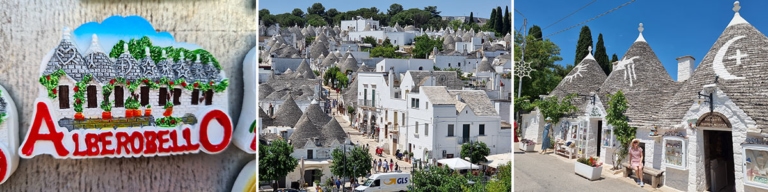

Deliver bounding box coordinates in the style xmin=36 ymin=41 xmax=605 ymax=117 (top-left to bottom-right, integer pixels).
xmin=126 ymin=80 xmax=130 ymax=85
xmin=209 ymin=81 xmax=214 ymax=86
xmin=171 ymin=119 xmax=176 ymax=124
xmin=52 ymin=88 xmax=57 ymax=94
xmin=73 ymin=86 xmax=79 ymax=92
xmin=181 ymin=82 xmax=187 ymax=87
xmin=169 ymin=81 xmax=174 ymax=86
xmin=143 ymin=79 xmax=149 ymax=84
xmin=75 ymin=99 xmax=81 ymax=104
xmin=193 ymin=82 xmax=199 ymax=88
xmin=46 ymin=75 xmax=51 ymax=81
xmin=110 ymin=79 xmax=116 ymax=85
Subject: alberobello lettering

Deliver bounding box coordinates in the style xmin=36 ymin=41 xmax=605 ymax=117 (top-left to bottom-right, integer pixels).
xmin=19 ymin=101 xmax=232 ymax=158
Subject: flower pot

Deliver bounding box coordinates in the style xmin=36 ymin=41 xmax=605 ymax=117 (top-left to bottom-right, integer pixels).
xmin=574 ymin=162 xmax=602 ymax=181
xmin=163 ymin=108 xmax=173 ymax=117
xmin=74 ymin=112 xmax=85 ymax=120
xmin=125 ymin=110 xmax=133 ymax=118
xmin=133 ymin=109 xmax=141 ymax=117
xmin=145 ymin=109 xmax=152 ymax=116
xmin=520 ymin=142 xmax=536 ymax=152
xmin=102 ymin=112 xmax=112 ymax=119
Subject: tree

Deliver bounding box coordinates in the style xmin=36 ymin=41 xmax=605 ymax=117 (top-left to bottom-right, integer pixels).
xmin=275 ymin=13 xmax=305 ymax=27
xmin=326 ymin=8 xmax=339 ymax=24
xmin=411 ymin=165 xmax=467 ymax=192
xmin=488 ymin=9 xmax=496 ymax=30
xmin=388 ymin=3 xmax=403 ymax=16
xmin=292 ymin=8 xmax=305 ymax=18
xmin=468 ymin=12 xmax=474 ymax=25
xmin=324 ymin=66 xmax=340 ymax=87
xmin=259 ymin=139 xmax=298 ymax=192
xmin=307 ymin=3 xmax=325 ymax=16
xmin=485 ymin=162 xmax=512 ymax=192
xmin=504 ymin=6 xmax=511 ymax=35
xmin=606 ymin=90 xmax=636 ymax=168
xmin=443 ymin=68 xmax=467 ymax=80
xmin=362 ymin=36 xmax=378 ymax=47
xmin=335 ymin=71 xmax=349 ymax=88
xmin=460 ymin=141 xmax=490 ymax=164
xmin=330 ymin=145 xmax=372 ymax=181
xmin=382 ymin=38 xmax=392 ymax=47
xmin=424 ymin=6 xmax=441 ymax=18
xmin=513 ymin=33 xmax=564 ymax=101
xmin=259 ymin=9 xmax=270 ymax=18
xmin=494 ymin=7 xmax=503 ymax=34
xmin=574 ymin=26 xmax=593 ymax=66
xmin=413 ymin=34 xmax=443 ymax=58
xmin=528 ymin=25 xmax=542 ymax=40
xmin=594 ymin=33 xmax=611 ymax=75
xmin=370 ymin=46 xmax=398 ymax=58
xmin=611 ymin=53 xmax=619 ymax=63
xmin=449 ymin=20 xmax=463 ymax=30
xmin=306 ymin=14 xmax=328 ymax=26
xmin=535 ymin=93 xmax=578 ymax=125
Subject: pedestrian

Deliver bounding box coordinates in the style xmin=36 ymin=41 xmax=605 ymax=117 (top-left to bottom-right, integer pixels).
xmin=390 ymin=159 xmax=394 ymax=171
xmin=540 ymin=117 xmax=553 ymax=154
xmin=335 ymin=177 xmax=341 ymax=190
xmin=395 ymin=163 xmax=399 ymax=171
xmin=378 ymin=159 xmax=382 ymax=172
xmin=629 ymin=139 xmax=645 ymax=187
xmin=384 ymin=160 xmax=389 ymax=173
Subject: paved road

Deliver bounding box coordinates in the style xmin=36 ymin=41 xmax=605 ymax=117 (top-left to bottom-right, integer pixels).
xmin=514 ymin=152 xmax=646 ymax=192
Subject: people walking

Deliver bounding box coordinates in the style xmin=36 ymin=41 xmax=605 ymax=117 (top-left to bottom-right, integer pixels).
xmin=389 ymin=159 xmax=394 ymax=171
xmin=377 ymin=159 xmax=382 ymax=172
xmin=395 ymin=163 xmax=399 ymax=172
xmin=540 ymin=117 xmax=553 ymax=154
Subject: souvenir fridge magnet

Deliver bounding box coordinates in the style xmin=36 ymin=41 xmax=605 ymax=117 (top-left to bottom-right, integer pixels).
xmin=0 ymin=85 xmax=19 ymax=184
xmin=19 ymin=15 xmax=233 ymax=159
xmin=231 ymin=160 xmax=256 ymax=192
xmin=233 ymin=46 xmax=256 ymax=154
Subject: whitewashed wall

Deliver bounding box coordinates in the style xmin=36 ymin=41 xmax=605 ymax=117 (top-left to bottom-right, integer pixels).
xmin=0 ymin=0 xmax=255 ymax=191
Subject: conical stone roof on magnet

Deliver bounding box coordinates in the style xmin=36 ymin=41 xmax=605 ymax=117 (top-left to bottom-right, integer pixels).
xmin=288 ymin=115 xmax=322 ymax=148
xmin=84 ymin=34 xmax=116 ymax=83
xmin=273 ymin=96 xmax=304 ymax=127
xmin=659 ymin=1 xmax=768 ymax=130
xmin=598 ymin=23 xmax=680 ymax=129
xmin=322 ymin=118 xmax=347 ymax=144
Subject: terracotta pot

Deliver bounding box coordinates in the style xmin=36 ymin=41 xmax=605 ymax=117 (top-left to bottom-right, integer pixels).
xmin=145 ymin=109 xmax=152 ymax=116
xmin=74 ymin=112 xmax=85 ymax=120
xmin=125 ymin=110 xmax=133 ymax=118
xmin=163 ymin=108 xmax=173 ymax=117
xmin=102 ymin=112 xmax=112 ymax=119
xmin=133 ymin=109 xmax=141 ymax=117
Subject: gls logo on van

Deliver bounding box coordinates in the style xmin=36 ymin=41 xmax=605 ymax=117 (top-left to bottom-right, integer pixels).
xmin=384 ymin=178 xmax=409 ymax=185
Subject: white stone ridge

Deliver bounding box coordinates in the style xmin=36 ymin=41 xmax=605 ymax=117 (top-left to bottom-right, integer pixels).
xmin=728 ymin=13 xmax=749 ymax=27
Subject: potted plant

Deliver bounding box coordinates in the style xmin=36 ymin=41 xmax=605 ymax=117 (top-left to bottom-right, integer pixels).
xmin=144 ymin=105 xmax=152 ymax=116
xmin=101 ymin=100 xmax=112 ymax=119
xmin=520 ymin=139 xmax=536 ymax=152
xmin=575 ymin=156 xmax=603 ymax=180
xmin=163 ymin=101 xmax=173 ymax=117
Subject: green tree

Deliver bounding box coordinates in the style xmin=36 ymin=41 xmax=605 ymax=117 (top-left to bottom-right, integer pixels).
xmin=362 ymin=36 xmax=378 ymax=47
xmin=514 ymin=95 xmax=536 ymax=113
xmin=390 ymin=8 xmax=432 ymax=28
xmin=443 ymin=67 xmax=467 ymax=80
xmin=494 ymin=6 xmax=503 ymax=34
xmin=382 ymin=38 xmax=392 ymax=48
xmin=324 ymin=66 xmax=340 ymax=87
xmin=528 ymin=25 xmax=542 ymax=40
xmin=504 ymin=6 xmax=511 ymax=35
xmin=326 ymin=8 xmax=339 ymax=24
xmin=275 ymin=13 xmax=305 ymax=27
xmin=449 ymin=20 xmax=463 ymax=31
xmin=370 ymin=46 xmax=398 ymax=58
xmin=487 ymin=9 xmax=496 ymax=30
xmin=335 ymin=71 xmax=349 ymax=88
xmin=513 ymin=33 xmax=564 ymax=102
xmin=594 ymin=33 xmax=611 ymax=75
xmin=259 ymin=9 xmax=271 ymax=18
xmin=535 ymin=93 xmax=578 ymax=125
xmin=411 ymin=165 xmax=467 ymax=192
xmin=292 ymin=8 xmax=305 ymax=18
xmin=611 ymin=53 xmax=619 ymax=63
xmin=307 ymin=3 xmax=325 ymax=16
xmin=574 ymin=25 xmax=593 ymax=66
xmin=423 ymin=6 xmax=441 ymax=18
xmin=388 ymin=3 xmax=403 ymax=16
xmin=460 ymin=141 xmax=490 ymax=164
xmin=259 ymin=139 xmax=298 ymax=192
xmin=606 ymin=90 xmax=636 ymax=167
xmin=413 ymin=34 xmax=443 ymax=58
xmin=306 ymin=14 xmax=328 ymax=26
xmin=485 ymin=162 xmax=511 ymax=192
xmin=330 ymin=146 xmax=372 ymax=180
xmin=468 ymin=12 xmax=474 ymax=25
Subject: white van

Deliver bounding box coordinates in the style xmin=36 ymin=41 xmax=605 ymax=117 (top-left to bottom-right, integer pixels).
xmin=353 ymin=173 xmax=410 ymax=192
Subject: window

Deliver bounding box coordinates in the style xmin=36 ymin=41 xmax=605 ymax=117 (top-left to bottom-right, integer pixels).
xmin=479 ymin=124 xmax=485 ymax=135
xmin=114 ymin=86 xmax=124 ymax=107
xmin=415 ymin=122 xmax=419 ymax=134
xmin=459 ymin=62 xmax=461 ymax=67
xmin=419 ymin=66 xmax=423 ymax=70
xmin=411 ymin=98 xmax=420 ymax=108
xmin=58 ymin=85 xmax=69 ymax=109
xmin=401 ymin=113 xmax=405 ymax=125
xmin=191 ymin=89 xmax=200 ymax=105
xmin=364 ymin=89 xmax=368 ymax=105
xmin=425 ymin=123 xmax=429 ymax=136
xmin=372 ymin=179 xmax=380 ymax=187
xmin=205 ymin=89 xmax=213 ymax=105
xmin=140 ymin=86 xmax=149 ymax=106
xmin=448 ymin=124 xmax=454 ymax=137
xmin=173 ymin=88 xmax=182 ymax=105
xmin=426 ymin=102 xmax=429 ymax=109
xmin=87 ymin=85 xmax=97 ymax=108
xmin=159 ymin=87 xmax=168 ymax=106
xmin=307 ymin=149 xmax=314 ymax=159
xmin=385 ymin=110 xmax=388 ymax=121
xmin=372 ymin=89 xmax=376 ymax=107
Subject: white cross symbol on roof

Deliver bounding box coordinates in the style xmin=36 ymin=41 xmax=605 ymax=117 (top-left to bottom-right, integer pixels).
xmin=728 ymin=49 xmax=748 ymax=66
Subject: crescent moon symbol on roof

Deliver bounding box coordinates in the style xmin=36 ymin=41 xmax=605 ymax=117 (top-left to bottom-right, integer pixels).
xmin=713 ymin=36 xmax=747 ymax=80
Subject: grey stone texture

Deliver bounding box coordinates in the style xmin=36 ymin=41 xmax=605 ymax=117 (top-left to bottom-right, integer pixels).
xmin=84 ymin=51 xmax=117 ymax=83
xmin=549 ymin=56 xmax=607 ymax=114
xmin=0 ymin=0 xmax=255 ymax=191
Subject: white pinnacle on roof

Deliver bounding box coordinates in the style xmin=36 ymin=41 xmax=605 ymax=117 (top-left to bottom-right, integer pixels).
xmin=584 ymin=46 xmax=595 ymax=60
xmin=85 ymin=34 xmax=104 ymax=55
xmin=311 ymin=99 xmax=318 ymax=105
xmin=728 ymin=1 xmax=748 ymax=27
xmin=196 ymin=54 xmax=201 ymax=62
xmin=123 ymin=43 xmax=129 ymax=54
xmin=62 ymin=27 xmax=71 ymax=41
xmin=162 ymin=50 xmax=168 ymax=58
xmin=145 ymin=47 xmax=151 ymax=57
xmin=635 ymin=23 xmax=646 ymax=42
xmin=180 ymin=51 xmax=186 ymax=60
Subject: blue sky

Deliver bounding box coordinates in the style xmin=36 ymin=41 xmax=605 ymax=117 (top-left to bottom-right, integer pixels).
xmin=72 ymin=15 xmax=201 ymax=53
xmin=259 ymin=0 xmax=511 ymax=20
xmin=514 ymin=0 xmax=768 ymax=81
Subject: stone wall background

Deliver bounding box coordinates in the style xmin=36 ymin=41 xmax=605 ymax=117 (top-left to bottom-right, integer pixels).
xmin=0 ymin=0 xmax=256 ymax=191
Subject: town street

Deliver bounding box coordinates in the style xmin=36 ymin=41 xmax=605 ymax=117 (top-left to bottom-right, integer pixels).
xmin=515 ymin=151 xmax=648 ymax=192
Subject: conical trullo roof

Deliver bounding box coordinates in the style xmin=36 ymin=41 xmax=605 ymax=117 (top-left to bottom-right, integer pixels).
xmin=340 ymin=55 xmax=359 ymax=72
xmin=660 ymin=2 xmax=768 ymax=131
xmin=321 ymin=52 xmax=338 ymax=67
xmin=296 ymin=59 xmax=312 ymax=75
xmin=549 ymin=47 xmax=607 ymax=113
xmin=343 ymin=78 xmax=358 ymax=107
xmin=273 ymin=96 xmax=304 ymax=127
xmin=84 ymin=34 xmax=116 ymax=83
xmin=476 ymin=56 xmax=495 ymax=73
xmin=259 ymin=83 xmax=275 ymax=99
xmin=288 ymin=115 xmax=322 ymax=148
xmin=598 ymin=23 xmax=681 ymax=129
xmin=304 ymin=100 xmax=331 ymax=127
xmin=322 ymin=118 xmax=347 ymax=144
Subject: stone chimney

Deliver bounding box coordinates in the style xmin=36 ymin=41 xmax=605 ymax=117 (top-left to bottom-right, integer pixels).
xmin=676 ymin=55 xmax=695 ymax=82
xmin=388 ymin=67 xmax=394 ymax=87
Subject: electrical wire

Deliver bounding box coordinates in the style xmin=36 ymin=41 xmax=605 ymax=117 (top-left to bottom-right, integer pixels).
xmin=543 ymin=0 xmax=597 ymax=30
xmin=546 ymin=0 xmax=637 ymax=38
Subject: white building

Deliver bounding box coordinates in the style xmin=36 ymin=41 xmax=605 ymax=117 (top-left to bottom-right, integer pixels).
xmin=341 ymin=17 xmax=380 ymax=32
